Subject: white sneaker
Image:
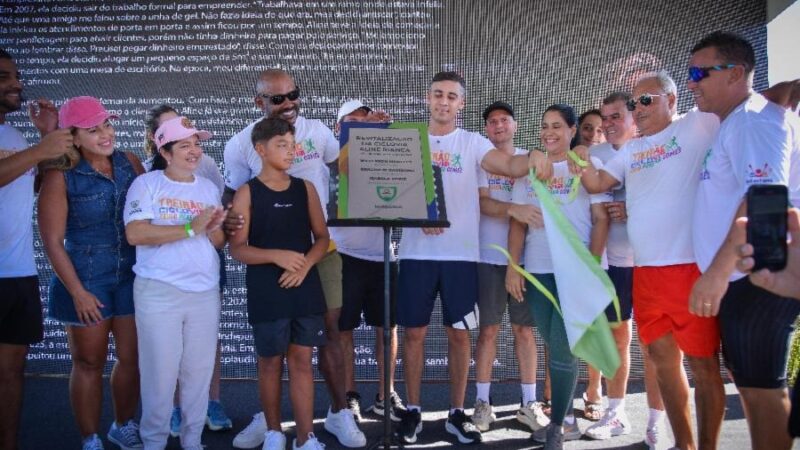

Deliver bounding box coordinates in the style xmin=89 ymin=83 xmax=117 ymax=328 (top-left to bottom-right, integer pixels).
xmin=517 ymin=401 xmax=550 ymax=432
xmin=471 ymin=399 xmax=495 ymax=432
xmin=293 ymin=432 xmax=325 ymax=450
xmin=645 ymin=425 xmax=673 ymax=450
xmin=233 ymin=412 xmax=268 ymax=449
xmin=324 ymin=407 xmax=366 ymax=448
xmin=262 ymin=430 xmax=287 ymax=450
xmin=585 ymin=408 xmax=631 ymax=440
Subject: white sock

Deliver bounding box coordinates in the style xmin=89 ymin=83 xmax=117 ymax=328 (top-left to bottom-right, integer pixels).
xmin=521 ymin=383 xmax=537 ymax=405
xmin=563 ymin=414 xmax=576 ymax=425
xmin=476 ymin=382 xmax=491 ymax=403
xmin=647 ymin=408 xmax=664 ymax=429
xmin=407 ymin=404 xmax=421 ymax=413
xmin=607 ymin=397 xmax=624 ymax=411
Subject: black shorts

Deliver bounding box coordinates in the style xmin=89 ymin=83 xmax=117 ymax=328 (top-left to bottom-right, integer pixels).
xmin=396 ymin=259 xmax=479 ymax=329
xmin=719 ymin=277 xmax=800 ymax=389
xmin=252 ymin=314 xmax=326 ymax=358
xmin=338 ymin=253 xmax=396 ymax=331
xmin=0 ymin=276 xmax=43 ymax=345
xmin=605 ymin=266 xmax=633 ymax=323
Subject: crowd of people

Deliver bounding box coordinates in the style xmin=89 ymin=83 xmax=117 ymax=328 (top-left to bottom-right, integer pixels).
xmin=0 ymin=30 xmax=799 ymax=450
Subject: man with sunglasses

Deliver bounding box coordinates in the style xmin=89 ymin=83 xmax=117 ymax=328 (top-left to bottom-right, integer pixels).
xmin=688 ymin=31 xmax=800 ymax=450
xmin=575 ymin=71 xmax=726 ymax=450
xmin=582 ymin=92 xmax=667 ymax=449
xmin=224 ymin=69 xmax=367 ymax=449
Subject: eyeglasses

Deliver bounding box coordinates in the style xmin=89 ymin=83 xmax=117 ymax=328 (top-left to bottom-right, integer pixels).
xmin=626 ymin=93 xmax=668 ymax=111
xmin=687 ymin=64 xmax=736 ymax=83
xmin=259 ymin=88 xmax=300 ymax=105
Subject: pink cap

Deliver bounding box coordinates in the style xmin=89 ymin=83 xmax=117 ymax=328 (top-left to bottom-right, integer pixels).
xmin=154 ymin=116 xmax=212 ymax=150
xmin=58 ymin=96 xmax=119 ymax=129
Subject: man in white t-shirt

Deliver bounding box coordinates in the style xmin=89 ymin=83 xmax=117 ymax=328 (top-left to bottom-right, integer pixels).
xmin=688 ymin=32 xmax=800 ymax=450
xmin=576 ymin=72 xmax=725 ymax=450
xmin=0 ymin=50 xmax=72 ymax=450
xmin=395 ymin=72 xmax=551 ymax=445
xmin=583 ymin=92 xmax=667 ymax=447
xmin=470 ymin=101 xmax=546 ymax=434
xmin=224 ymin=69 xmax=366 ymax=449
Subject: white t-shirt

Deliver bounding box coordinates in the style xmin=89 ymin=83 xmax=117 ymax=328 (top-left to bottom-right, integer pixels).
xmin=694 ymin=94 xmax=800 ymax=280
xmin=124 ymin=171 xmax=221 ymax=292
xmin=478 ymin=147 xmax=527 ymax=265
xmin=223 ymin=115 xmax=339 ymax=211
xmin=335 ymin=228 xmax=390 ymax=262
xmin=398 ymin=128 xmax=494 ymax=262
xmin=0 ymin=125 xmax=36 ymax=277
xmin=591 ymin=142 xmax=634 ymax=267
xmin=512 ymin=159 xmax=611 ymax=273
xmin=602 ymin=109 xmax=720 ymax=266
xmin=143 ymin=153 xmax=224 ymax=198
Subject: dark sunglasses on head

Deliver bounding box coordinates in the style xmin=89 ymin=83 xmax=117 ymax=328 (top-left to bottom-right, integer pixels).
xmin=687 ymin=64 xmax=736 ymax=83
xmin=259 ymin=88 xmax=300 ymax=105
xmin=626 ymin=93 xmax=668 ymax=111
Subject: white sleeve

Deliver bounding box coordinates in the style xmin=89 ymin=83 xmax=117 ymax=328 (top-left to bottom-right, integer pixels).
xmin=475 ymin=134 xmax=495 ymax=167
xmin=198 ymin=154 xmax=225 ymax=199
xmin=511 ymin=176 xmax=529 ymax=204
xmin=728 ymin=116 xmax=792 ymax=197
xmin=589 ymin=156 xmax=614 ymax=204
xmin=601 ymin=145 xmax=627 ymax=185
xmin=478 ymin=167 xmax=489 ymax=188
xmin=223 ymin=135 xmax=252 ymax=190
xmin=124 ymin=175 xmax=155 ymax=224
xmin=321 ymin=126 xmax=340 ymax=164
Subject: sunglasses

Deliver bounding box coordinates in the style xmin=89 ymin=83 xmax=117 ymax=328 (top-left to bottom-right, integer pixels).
xmin=687 ymin=64 xmax=736 ymax=83
xmin=259 ymin=88 xmax=300 ymax=105
xmin=626 ymin=93 xmax=668 ymax=111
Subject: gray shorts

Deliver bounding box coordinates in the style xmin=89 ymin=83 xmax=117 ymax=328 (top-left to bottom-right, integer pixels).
xmin=478 ymin=263 xmax=534 ymax=327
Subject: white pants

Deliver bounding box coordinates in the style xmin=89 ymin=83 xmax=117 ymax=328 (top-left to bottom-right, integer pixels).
xmin=134 ymin=276 xmax=220 ymax=450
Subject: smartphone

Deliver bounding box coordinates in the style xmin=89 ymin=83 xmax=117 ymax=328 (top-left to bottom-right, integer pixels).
xmin=746 ymin=184 xmax=788 ymax=271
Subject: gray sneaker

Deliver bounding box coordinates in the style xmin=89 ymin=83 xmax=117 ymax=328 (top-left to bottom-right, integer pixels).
xmin=471 ymin=399 xmax=495 ymax=432
xmin=532 ymin=420 xmax=581 ymax=443
xmin=107 ymin=420 xmax=143 ymax=449
xmin=542 ymin=423 xmax=564 ymax=450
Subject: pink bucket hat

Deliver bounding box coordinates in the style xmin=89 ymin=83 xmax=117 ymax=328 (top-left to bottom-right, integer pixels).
xmin=154 ymin=116 xmax=212 ymax=150
xmin=58 ymin=96 xmax=119 ymax=129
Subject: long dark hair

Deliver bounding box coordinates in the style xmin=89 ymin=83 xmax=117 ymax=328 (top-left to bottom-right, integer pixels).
xmin=144 ymin=104 xmax=177 ymax=171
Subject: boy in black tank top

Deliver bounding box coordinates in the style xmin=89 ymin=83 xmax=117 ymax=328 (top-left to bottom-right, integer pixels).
xmin=229 ymin=117 xmax=330 ymax=450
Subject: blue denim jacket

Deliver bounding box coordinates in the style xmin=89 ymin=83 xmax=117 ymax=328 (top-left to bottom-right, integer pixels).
xmin=56 ymin=151 xmax=136 ymax=288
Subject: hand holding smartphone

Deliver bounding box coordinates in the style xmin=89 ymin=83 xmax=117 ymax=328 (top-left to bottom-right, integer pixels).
xmin=746 ymin=184 xmax=788 ymax=271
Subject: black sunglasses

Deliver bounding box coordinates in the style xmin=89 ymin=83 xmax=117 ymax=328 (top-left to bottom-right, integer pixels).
xmin=626 ymin=93 xmax=668 ymax=111
xmin=687 ymin=64 xmax=736 ymax=83
xmin=259 ymin=88 xmax=300 ymax=105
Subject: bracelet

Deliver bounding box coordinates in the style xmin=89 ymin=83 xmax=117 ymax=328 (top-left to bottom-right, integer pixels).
xmin=184 ymin=222 xmax=196 ymax=238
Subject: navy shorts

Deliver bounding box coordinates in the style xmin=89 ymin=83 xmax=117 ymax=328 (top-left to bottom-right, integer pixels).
xmin=719 ymin=277 xmax=800 ymax=389
xmin=0 ymin=276 xmax=43 ymax=345
xmin=252 ymin=314 xmax=327 ymax=358
xmin=339 ymin=253 xmax=396 ymax=331
xmin=396 ymin=259 xmax=479 ymax=329
xmin=605 ymin=266 xmax=633 ymax=323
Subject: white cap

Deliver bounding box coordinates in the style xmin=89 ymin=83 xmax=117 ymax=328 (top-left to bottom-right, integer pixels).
xmin=337 ymin=99 xmax=371 ymax=123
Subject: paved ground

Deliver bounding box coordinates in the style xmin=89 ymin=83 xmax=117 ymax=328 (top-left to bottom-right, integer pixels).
xmin=22 ymin=376 xmax=797 ymax=449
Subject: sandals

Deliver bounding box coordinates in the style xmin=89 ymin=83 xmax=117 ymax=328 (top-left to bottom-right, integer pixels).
xmin=541 ymin=399 xmax=552 ymax=417
xmin=582 ymin=392 xmax=603 ymax=421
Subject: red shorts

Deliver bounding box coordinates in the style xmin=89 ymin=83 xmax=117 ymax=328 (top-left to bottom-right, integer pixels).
xmin=633 ymin=264 xmax=720 ymax=357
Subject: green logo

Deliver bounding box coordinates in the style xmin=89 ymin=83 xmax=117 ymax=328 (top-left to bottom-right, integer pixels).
xmin=376 ymin=186 xmax=397 ymax=202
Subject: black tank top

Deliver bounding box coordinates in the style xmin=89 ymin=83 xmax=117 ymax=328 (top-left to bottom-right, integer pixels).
xmin=245 ymin=176 xmax=325 ymax=323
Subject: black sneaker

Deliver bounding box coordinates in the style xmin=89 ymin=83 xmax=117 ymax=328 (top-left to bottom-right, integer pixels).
xmin=396 ymin=409 xmax=422 ymax=444
xmin=372 ymin=391 xmax=406 ymax=422
xmin=445 ymin=409 xmax=482 ymax=444
xmin=346 ymin=391 xmax=362 ymax=423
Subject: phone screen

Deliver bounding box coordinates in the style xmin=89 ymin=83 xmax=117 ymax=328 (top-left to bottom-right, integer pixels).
xmin=747 ymin=185 xmax=788 ymax=271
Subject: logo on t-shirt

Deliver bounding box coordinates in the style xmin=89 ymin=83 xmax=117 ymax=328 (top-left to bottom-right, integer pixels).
xmin=630 ymin=136 xmax=682 ymax=174
xmin=488 ymin=174 xmax=515 ymax=192
xmin=547 ymin=176 xmax=574 ymax=196
xmin=699 ymin=148 xmax=712 ymax=181
xmin=431 ymin=151 xmax=463 ymax=173
xmin=158 ymin=198 xmax=210 ymax=221
xmin=273 ymin=202 xmax=293 ymax=208
xmin=746 ymin=163 xmax=773 ymax=183
xmin=293 ymin=139 xmax=321 ymax=165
